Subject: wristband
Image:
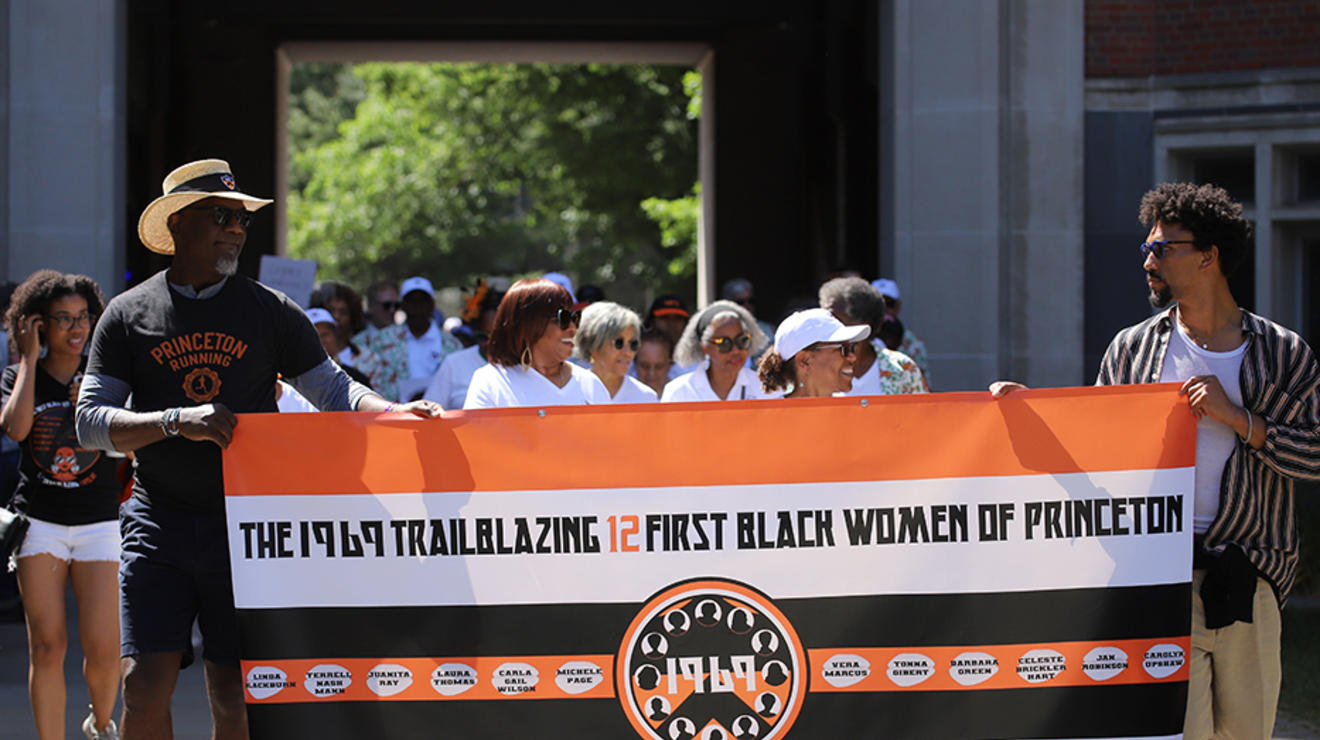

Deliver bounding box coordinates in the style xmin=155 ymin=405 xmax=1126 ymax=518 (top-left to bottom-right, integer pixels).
xmin=1239 ymin=410 xmax=1254 ymax=444
xmin=160 ymin=407 xmax=181 ymax=438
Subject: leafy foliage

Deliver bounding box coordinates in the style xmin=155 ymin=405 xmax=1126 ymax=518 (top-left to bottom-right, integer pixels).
xmin=287 ymin=62 xmax=699 ymax=305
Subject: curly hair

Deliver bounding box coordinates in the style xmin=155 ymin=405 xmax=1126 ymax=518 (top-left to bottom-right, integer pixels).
xmin=310 ymin=280 xmax=366 ymax=335
xmin=1139 ymin=182 xmax=1252 ymax=276
xmin=4 ymin=269 xmax=107 ymax=341
xmin=756 ymin=349 xmax=797 ymax=394
xmin=819 ymin=277 xmax=886 ymax=327
xmin=672 ymin=300 xmax=770 ymax=367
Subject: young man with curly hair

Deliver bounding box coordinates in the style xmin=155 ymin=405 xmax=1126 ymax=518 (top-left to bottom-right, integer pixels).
xmin=995 ymin=182 xmax=1320 ymax=739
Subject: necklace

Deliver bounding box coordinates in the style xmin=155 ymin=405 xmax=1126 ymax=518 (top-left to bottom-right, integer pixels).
xmin=1178 ymin=311 xmax=1237 ymax=350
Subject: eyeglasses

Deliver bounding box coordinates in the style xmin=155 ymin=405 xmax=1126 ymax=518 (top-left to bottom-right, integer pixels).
xmin=47 ymin=312 xmax=94 ymax=330
xmin=612 ymin=337 xmax=641 ymax=351
xmin=708 ymin=334 xmax=752 ymax=353
xmin=186 ymin=204 xmax=255 ymax=230
xmin=549 ymin=308 xmax=582 ymax=330
xmin=1139 ymin=240 xmax=1196 ymax=259
xmin=813 ymin=341 xmax=857 ymax=357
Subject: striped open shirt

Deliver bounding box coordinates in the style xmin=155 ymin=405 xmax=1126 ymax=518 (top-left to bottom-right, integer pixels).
xmin=1097 ymin=306 xmax=1320 ymax=604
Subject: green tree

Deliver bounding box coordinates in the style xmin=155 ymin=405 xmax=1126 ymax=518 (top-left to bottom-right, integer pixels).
xmin=288 ymin=62 xmax=699 ymax=306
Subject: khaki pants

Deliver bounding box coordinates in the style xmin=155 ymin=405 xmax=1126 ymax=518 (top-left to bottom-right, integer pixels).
xmin=1185 ymin=570 xmax=1282 ymax=740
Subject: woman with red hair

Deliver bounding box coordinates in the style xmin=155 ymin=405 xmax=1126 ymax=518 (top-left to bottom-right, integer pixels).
xmin=463 ymin=279 xmax=610 ymax=408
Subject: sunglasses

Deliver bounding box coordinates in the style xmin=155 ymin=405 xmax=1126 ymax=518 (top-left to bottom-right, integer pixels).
xmin=376 ymin=301 xmax=402 ymax=312
xmin=612 ymin=337 xmax=641 ymax=351
xmin=813 ymin=341 xmax=857 ymax=357
xmin=549 ymin=308 xmax=582 ymax=330
xmin=186 ymin=204 xmax=255 ymax=230
xmin=46 ymin=312 xmax=95 ymax=330
xmin=1139 ymin=239 xmax=1196 ymax=259
xmin=708 ymin=334 xmax=752 ymax=353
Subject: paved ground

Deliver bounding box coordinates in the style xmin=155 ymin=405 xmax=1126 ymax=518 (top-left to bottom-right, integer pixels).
xmin=1 ymin=588 xmax=1318 ymax=739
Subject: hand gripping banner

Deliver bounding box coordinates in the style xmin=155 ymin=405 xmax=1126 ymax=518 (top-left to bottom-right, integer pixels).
xmin=223 ymin=385 xmax=1195 ymax=739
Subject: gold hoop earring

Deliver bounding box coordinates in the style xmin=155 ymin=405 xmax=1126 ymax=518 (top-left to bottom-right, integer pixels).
xmin=520 ymin=345 xmax=533 ymax=368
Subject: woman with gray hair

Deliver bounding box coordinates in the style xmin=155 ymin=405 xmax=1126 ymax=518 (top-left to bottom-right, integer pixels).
xmin=573 ymin=302 xmax=658 ymax=403
xmin=661 ymin=300 xmax=779 ymax=402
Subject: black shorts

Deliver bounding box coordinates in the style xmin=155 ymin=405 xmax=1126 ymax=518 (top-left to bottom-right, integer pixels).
xmin=119 ymin=495 xmax=239 ymax=667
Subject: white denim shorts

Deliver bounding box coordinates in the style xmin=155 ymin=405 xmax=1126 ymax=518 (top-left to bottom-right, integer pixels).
xmin=13 ymin=516 xmax=120 ymax=565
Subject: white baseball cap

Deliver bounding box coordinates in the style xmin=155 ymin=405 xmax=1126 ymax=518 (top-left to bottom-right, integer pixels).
xmin=400 ymin=276 xmax=435 ymax=299
xmin=872 ymin=278 xmax=901 ymax=300
xmin=306 ymin=308 xmax=336 ymax=326
xmin=773 ymin=308 xmax=871 ymax=360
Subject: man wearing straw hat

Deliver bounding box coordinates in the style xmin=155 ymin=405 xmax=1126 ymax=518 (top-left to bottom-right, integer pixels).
xmin=75 ymin=159 xmax=440 ymax=739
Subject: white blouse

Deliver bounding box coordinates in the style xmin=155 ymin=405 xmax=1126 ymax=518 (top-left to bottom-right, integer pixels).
xmin=660 ymin=359 xmax=781 ymax=403
xmin=463 ymin=362 xmax=611 ymax=409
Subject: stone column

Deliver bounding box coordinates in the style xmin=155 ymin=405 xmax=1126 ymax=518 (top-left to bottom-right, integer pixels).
xmin=880 ymin=0 xmax=1084 ymax=390
xmin=6 ymin=0 xmax=125 ymax=294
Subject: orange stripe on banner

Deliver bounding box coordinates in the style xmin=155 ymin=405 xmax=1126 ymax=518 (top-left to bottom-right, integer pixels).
xmin=223 ymin=384 xmax=1195 ymax=495
xmin=241 ymin=637 xmax=1189 ymax=705
xmin=808 ymin=637 xmax=1190 ymax=693
xmin=241 ymin=655 xmax=614 ymax=704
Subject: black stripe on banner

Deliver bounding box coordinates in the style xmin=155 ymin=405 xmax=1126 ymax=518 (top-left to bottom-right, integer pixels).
xmin=247 ymin=683 xmax=1185 ymax=739
xmin=238 ymin=583 xmax=1190 ymax=659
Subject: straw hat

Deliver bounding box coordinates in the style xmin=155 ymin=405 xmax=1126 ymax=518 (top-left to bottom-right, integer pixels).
xmin=137 ymin=159 xmax=272 ymax=255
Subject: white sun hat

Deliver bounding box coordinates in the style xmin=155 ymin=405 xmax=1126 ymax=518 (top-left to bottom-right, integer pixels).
xmin=774 ymin=308 xmax=871 ymax=360
xmin=137 ymin=159 xmax=273 ymax=255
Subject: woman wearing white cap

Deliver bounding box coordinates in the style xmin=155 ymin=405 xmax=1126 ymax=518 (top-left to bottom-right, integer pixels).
xmin=661 ymin=301 xmax=777 ymax=403
xmin=757 ymin=309 xmax=871 ymax=398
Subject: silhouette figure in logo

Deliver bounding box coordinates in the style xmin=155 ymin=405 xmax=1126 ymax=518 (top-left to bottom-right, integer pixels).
xmin=756 ymin=692 xmax=780 ymax=718
xmin=733 ymin=716 xmax=760 ymax=738
xmin=727 ymin=608 xmax=752 ymax=634
xmin=752 ymin=630 xmax=778 ymax=655
xmin=648 ymin=696 xmax=671 ymax=721
xmin=669 ymin=717 xmax=696 ymax=740
xmin=642 ymin=632 xmax=668 ymax=659
xmin=695 ymin=599 xmax=722 ymax=626
xmin=664 ymin=609 xmax=690 ymax=636
xmin=706 ymin=729 xmax=724 ymax=740
xmin=761 ymin=660 xmax=788 ymax=686
xmin=635 ymin=665 xmax=661 ymax=691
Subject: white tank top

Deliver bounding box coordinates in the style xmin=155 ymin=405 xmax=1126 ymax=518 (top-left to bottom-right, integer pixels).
xmin=1158 ymin=319 xmax=1246 ymax=534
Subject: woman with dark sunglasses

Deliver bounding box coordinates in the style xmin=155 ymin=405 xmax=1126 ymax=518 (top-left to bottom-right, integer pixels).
xmin=757 ymin=309 xmax=871 ymax=398
xmin=463 ymin=279 xmax=610 ymax=409
xmin=572 ymin=302 xmax=658 ymax=404
xmin=0 ymin=270 xmax=121 ymax=740
xmin=662 ymin=301 xmax=778 ymax=402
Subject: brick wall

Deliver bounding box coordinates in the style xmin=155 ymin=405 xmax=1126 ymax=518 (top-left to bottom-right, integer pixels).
xmin=1086 ymin=0 xmax=1320 ymax=77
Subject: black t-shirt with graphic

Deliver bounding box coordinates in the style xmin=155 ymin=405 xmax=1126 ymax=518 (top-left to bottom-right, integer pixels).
xmin=0 ymin=357 xmax=122 ymax=524
xmin=86 ymin=271 xmax=326 ymax=513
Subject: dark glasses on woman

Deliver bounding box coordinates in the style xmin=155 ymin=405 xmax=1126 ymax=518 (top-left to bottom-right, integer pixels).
xmin=708 ymin=334 xmax=752 ymax=353
xmin=813 ymin=341 xmax=857 ymax=357
xmin=185 ymin=204 xmax=255 ymax=230
xmin=612 ymin=337 xmax=641 ymax=351
xmin=549 ymin=308 xmax=582 ymax=330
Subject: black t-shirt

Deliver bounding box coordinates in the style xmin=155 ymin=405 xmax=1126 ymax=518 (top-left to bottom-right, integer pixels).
xmin=0 ymin=358 xmax=122 ymax=524
xmin=85 ymin=271 xmax=326 ymax=513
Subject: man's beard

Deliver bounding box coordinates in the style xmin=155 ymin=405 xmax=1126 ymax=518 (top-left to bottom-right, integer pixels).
xmin=217 ymin=255 xmax=239 ymax=276
xmin=1147 ymin=272 xmax=1173 ymax=309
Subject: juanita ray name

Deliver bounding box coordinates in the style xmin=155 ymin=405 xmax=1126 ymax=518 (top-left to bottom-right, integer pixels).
xmin=237 ymin=517 xmax=602 ymax=559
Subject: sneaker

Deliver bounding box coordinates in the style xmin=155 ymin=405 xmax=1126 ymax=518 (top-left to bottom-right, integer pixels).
xmin=81 ymin=709 xmax=119 ymax=740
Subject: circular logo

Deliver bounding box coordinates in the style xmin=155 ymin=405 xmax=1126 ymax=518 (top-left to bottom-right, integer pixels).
xmin=182 ymin=366 xmax=222 ymax=403
xmin=617 ymin=579 xmax=807 ymax=740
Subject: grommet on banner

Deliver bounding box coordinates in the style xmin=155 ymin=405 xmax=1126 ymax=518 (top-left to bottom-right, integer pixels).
xmin=537 ymin=409 xmax=546 ymax=418
xmin=860 ymin=399 xmax=869 ymax=407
